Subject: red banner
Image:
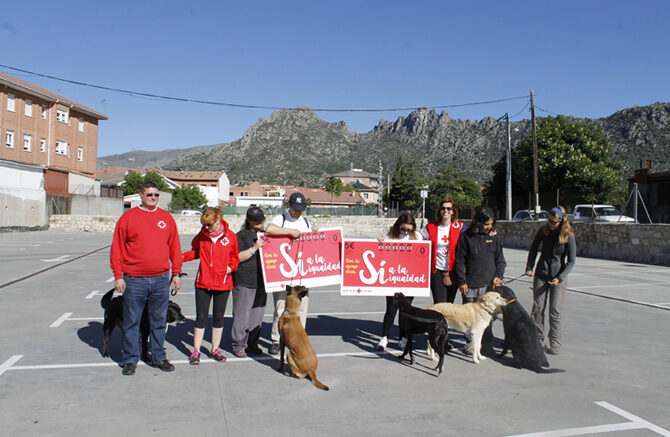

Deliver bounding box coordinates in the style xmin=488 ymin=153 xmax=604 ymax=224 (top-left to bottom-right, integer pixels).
xmin=259 ymin=228 xmax=343 ymax=292
xmin=341 ymin=239 xmax=431 ymax=296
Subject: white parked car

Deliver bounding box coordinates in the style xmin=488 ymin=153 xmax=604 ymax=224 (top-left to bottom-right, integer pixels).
xmin=571 ymin=204 xmax=634 ymax=223
xmin=180 ymin=209 xmax=202 ymax=216
xmin=512 ymin=209 xmax=549 ymax=221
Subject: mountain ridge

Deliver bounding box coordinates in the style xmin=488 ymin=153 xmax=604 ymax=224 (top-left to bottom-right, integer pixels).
xmin=98 ymin=102 xmax=670 ymax=186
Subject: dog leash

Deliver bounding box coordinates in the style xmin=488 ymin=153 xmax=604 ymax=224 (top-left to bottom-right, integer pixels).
xmin=502 ymin=273 xmax=528 ymax=285
xmin=171 ymin=272 xmax=187 ymax=296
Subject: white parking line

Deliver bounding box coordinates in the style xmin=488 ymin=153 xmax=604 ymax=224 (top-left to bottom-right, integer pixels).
xmin=576 ymin=281 xmax=670 ymax=289
xmin=52 ymin=311 xmax=386 ymax=325
xmin=50 ymin=313 xmax=72 ymax=327
xmin=3 ymin=350 xmax=386 ymax=373
xmin=0 ymin=355 xmax=23 ymax=376
xmin=85 ymin=290 xmax=102 ymax=299
xmin=505 ymin=401 xmax=670 ymax=436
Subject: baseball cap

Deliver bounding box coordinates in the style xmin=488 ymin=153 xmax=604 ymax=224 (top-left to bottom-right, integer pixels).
xmin=288 ymin=192 xmax=307 ymax=211
xmin=246 ymin=206 xmax=265 ymax=221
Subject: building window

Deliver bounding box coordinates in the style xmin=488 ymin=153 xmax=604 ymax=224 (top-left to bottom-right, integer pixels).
xmin=78 ymin=118 xmax=84 ymax=132
xmin=55 ymin=140 xmax=68 ymax=155
xmin=40 ymin=138 xmax=46 ymax=152
xmin=25 ymin=99 xmax=32 ymax=117
xmin=41 ymin=105 xmax=47 ymax=119
xmin=5 ymin=130 xmax=14 ymax=148
xmin=77 ymin=146 xmax=84 ymax=161
xmin=23 ymin=134 xmax=31 ymax=151
xmin=56 ymin=109 xmax=69 ymax=124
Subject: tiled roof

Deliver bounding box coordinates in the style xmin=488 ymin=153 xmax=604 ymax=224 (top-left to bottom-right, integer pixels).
xmin=152 ymin=169 xmax=224 ymax=181
xmin=0 ymin=71 xmax=108 ymax=120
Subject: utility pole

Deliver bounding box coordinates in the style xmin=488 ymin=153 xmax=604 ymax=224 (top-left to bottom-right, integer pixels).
xmin=378 ymin=160 xmax=383 ymax=217
xmin=530 ymin=90 xmax=540 ymax=213
xmin=505 ymin=113 xmax=512 ymax=220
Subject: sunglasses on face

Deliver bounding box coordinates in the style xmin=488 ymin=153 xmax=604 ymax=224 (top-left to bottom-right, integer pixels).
xmin=399 ymin=227 xmax=414 ymax=233
xmin=440 ymin=206 xmax=453 ymax=211
xmin=143 ymin=193 xmax=160 ymax=198
xmin=548 ymin=218 xmax=561 ymax=225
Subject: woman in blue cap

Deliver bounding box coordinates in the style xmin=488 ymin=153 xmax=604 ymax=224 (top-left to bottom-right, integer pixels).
xmin=525 ymin=205 xmax=577 ymax=355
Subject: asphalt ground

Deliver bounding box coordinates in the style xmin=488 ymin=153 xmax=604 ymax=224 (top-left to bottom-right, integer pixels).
xmin=0 ymin=231 xmax=669 ymax=437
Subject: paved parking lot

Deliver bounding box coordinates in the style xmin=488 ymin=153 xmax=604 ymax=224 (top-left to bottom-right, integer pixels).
xmin=1 ymin=231 xmax=669 ymax=436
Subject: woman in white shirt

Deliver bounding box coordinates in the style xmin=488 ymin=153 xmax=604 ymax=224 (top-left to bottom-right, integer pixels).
xmin=376 ymin=211 xmax=422 ymax=351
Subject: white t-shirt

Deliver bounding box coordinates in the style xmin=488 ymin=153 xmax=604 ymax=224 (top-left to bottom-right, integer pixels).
xmin=270 ymin=211 xmax=312 ymax=232
xmin=421 ymin=225 xmax=449 ymax=271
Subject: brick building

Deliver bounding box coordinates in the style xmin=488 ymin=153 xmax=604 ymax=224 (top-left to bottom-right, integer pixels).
xmin=0 ymin=72 xmax=108 ymax=178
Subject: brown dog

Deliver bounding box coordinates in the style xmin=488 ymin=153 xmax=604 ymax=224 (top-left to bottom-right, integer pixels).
xmin=278 ymin=285 xmax=329 ymax=391
xmin=427 ymin=291 xmax=508 ymax=364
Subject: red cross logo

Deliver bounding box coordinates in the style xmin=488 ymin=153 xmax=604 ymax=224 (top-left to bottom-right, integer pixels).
xmin=441 ymin=235 xmax=449 ymax=243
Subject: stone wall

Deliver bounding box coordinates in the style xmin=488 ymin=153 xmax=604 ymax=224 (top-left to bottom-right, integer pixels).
xmin=48 ymin=215 xmax=670 ymax=266
xmin=494 ymin=221 xmax=670 ymax=266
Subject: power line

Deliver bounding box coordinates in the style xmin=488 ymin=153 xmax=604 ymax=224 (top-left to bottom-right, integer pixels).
xmin=509 ymin=101 xmax=530 ymax=120
xmin=536 ymin=105 xmax=560 ymax=116
xmin=0 ymin=63 xmax=528 ymax=113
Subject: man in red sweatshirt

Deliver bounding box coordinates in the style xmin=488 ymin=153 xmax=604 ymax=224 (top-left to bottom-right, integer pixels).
xmin=110 ymin=182 xmax=183 ymax=376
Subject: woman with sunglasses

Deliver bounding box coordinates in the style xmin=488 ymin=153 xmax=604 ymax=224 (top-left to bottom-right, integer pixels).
xmin=420 ymin=198 xmax=464 ymax=304
xmin=182 ymin=207 xmax=239 ymax=364
xmin=524 ymin=205 xmax=576 ymax=355
xmin=375 ymin=211 xmax=422 ymax=351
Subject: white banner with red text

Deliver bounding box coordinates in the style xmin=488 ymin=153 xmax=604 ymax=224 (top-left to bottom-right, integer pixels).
xmin=259 ymin=228 xmax=343 ymax=292
xmin=341 ymin=239 xmax=431 ymax=296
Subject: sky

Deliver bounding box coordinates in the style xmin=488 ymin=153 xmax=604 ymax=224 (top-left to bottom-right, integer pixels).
xmin=2 ymin=0 xmax=669 ymax=158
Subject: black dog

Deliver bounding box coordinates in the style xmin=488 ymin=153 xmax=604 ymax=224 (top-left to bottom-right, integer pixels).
xmin=495 ymin=285 xmax=559 ymax=373
xmin=394 ymin=293 xmax=449 ymax=375
xmin=100 ymin=289 xmax=186 ymax=361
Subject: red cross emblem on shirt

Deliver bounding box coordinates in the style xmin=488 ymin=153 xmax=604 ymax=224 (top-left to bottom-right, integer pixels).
xmin=441 ymin=235 xmax=449 ymax=243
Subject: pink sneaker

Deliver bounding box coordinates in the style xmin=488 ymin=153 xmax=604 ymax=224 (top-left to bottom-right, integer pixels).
xmin=189 ymin=350 xmax=200 ymax=365
xmin=211 ymin=348 xmax=227 ymax=362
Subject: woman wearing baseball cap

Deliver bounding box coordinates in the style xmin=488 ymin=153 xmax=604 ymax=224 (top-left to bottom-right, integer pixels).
xmin=231 ymin=207 xmax=267 ymax=357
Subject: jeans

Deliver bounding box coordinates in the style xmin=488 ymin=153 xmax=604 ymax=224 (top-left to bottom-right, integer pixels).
xmin=121 ymin=272 xmax=170 ymax=365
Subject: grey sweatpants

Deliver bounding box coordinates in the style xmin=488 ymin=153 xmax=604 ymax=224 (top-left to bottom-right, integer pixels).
xmin=530 ymin=276 xmax=567 ymax=350
xmin=231 ymin=286 xmax=265 ymax=351
xmin=270 ymin=290 xmax=308 ymax=343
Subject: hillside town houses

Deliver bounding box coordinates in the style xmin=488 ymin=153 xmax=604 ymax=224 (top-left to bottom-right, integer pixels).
xmin=0 ymin=70 xmax=372 ymax=228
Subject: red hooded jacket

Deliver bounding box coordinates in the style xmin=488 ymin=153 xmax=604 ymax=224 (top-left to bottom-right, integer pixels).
xmin=182 ymin=219 xmax=239 ymax=291
xmin=425 ymin=221 xmax=463 ymax=273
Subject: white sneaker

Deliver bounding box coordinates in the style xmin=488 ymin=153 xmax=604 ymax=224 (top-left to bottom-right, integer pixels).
xmin=398 ymin=338 xmax=407 ymax=351
xmin=376 ymin=336 xmax=388 ymax=351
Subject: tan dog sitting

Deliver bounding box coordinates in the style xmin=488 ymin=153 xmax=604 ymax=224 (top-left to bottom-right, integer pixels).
xmin=278 ymin=285 xmax=329 ymax=391
xmin=427 ymin=291 xmax=508 ymax=364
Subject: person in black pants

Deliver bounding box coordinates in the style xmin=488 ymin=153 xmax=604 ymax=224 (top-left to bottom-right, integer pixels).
xmin=375 ymin=211 xmax=422 ymax=351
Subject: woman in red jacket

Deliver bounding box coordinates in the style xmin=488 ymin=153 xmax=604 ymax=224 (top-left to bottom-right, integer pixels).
xmin=182 ymin=207 xmax=239 ymax=364
xmin=420 ymin=198 xmax=464 ymax=303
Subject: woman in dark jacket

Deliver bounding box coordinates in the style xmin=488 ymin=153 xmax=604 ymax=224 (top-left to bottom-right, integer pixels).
xmin=453 ymin=207 xmax=506 ymax=303
xmin=182 ymin=207 xmax=239 ymax=364
xmin=231 ymin=207 xmax=267 ymax=357
xmin=525 ymin=205 xmax=576 ymax=355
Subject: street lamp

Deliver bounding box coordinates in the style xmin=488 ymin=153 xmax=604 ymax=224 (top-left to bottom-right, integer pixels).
xmin=420 ymin=186 xmax=429 ymax=228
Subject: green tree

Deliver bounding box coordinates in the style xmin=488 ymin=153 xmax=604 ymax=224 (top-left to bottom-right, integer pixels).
xmin=121 ymin=170 xmax=172 ymax=195
xmin=324 ymin=177 xmax=344 ymax=206
xmin=485 ymin=116 xmax=625 ymax=209
xmin=425 ymin=166 xmax=482 ymax=218
xmin=388 ymin=157 xmax=421 ymax=211
xmin=168 ymin=185 xmax=208 ymax=212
